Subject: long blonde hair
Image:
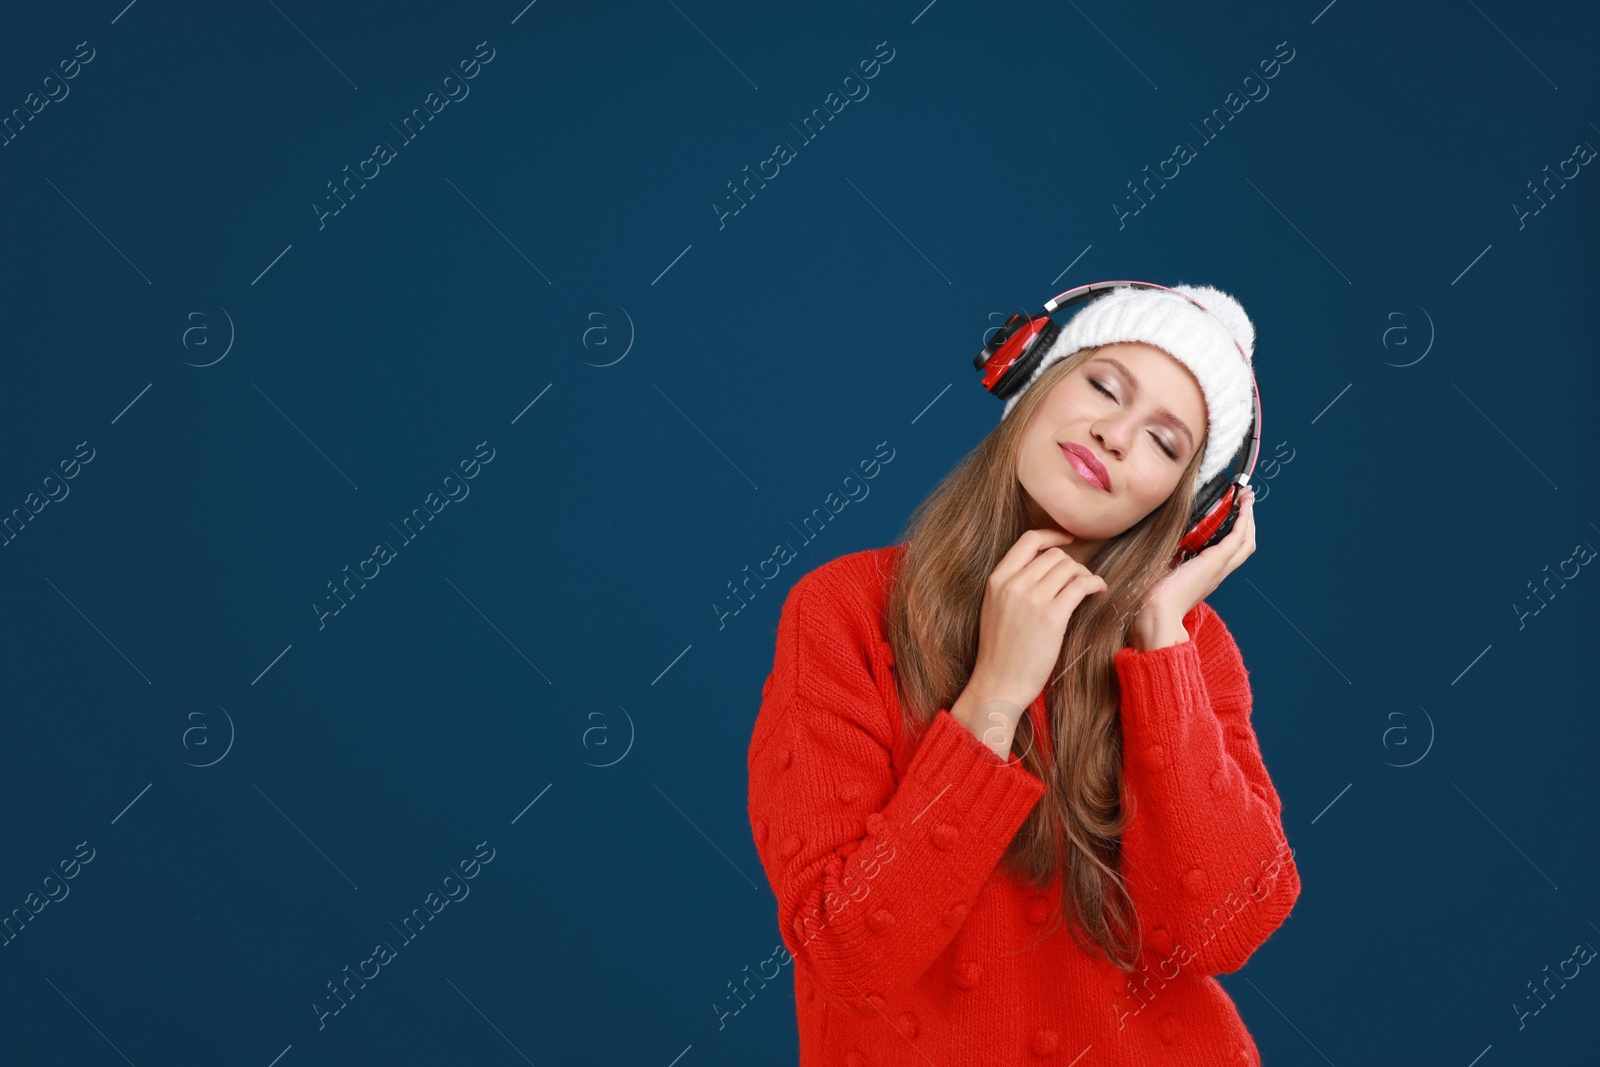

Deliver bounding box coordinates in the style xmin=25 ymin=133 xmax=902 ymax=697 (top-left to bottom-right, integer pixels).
xmin=884 ymin=346 xmax=1208 ymax=971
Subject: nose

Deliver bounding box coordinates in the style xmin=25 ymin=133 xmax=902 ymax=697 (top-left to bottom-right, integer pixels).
xmin=1090 ymin=416 xmax=1131 ymax=458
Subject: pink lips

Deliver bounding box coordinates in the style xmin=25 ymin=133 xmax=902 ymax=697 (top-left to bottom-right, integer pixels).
xmin=1060 ymin=443 xmax=1110 ymax=491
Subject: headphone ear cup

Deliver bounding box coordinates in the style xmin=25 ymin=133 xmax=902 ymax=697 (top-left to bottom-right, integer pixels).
xmin=1178 ymin=481 xmax=1237 ymax=561
xmin=1176 ymin=399 xmax=1258 ymax=560
xmin=991 ymin=319 xmax=1063 ymax=402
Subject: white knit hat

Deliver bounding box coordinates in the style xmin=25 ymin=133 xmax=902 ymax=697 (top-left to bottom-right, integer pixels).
xmin=1000 ymin=283 xmax=1256 ymax=493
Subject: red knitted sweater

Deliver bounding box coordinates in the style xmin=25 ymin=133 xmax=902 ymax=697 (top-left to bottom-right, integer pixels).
xmin=747 ymin=544 xmax=1300 ymax=1066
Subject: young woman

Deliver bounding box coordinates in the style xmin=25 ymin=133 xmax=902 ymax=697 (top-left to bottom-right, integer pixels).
xmin=747 ymin=283 xmax=1299 ymax=1065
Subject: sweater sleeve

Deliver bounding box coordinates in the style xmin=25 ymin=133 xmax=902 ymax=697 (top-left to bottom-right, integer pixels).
xmin=748 ymin=569 xmax=1047 ymax=1009
xmin=1112 ymin=602 xmax=1300 ymax=977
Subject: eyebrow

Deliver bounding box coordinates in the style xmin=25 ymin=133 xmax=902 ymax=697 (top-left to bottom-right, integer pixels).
xmin=1089 ymin=356 xmax=1197 ymax=451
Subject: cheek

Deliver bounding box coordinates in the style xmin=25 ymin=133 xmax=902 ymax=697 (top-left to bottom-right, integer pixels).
xmin=1130 ymin=471 xmax=1178 ymax=514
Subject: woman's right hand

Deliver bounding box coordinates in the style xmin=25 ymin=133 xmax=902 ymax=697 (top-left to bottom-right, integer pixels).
xmin=970 ymin=529 xmax=1108 ymax=712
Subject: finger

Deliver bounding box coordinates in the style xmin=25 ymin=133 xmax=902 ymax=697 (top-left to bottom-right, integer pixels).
xmin=1225 ymin=491 xmax=1255 ymax=542
xmin=1018 ymin=545 xmax=1075 ymax=586
xmin=1048 ymin=569 xmax=1107 ymax=607
xmin=1191 ymin=493 xmax=1251 ymax=562
xmin=1187 ymin=510 xmax=1250 ymax=573
xmin=1227 ymin=496 xmax=1257 ymax=564
xmin=994 ymin=529 xmax=1075 ymax=585
xmin=1223 ymin=496 xmax=1253 ymax=541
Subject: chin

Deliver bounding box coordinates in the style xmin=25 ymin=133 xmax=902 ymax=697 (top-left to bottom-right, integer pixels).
xmin=1042 ymin=511 xmax=1084 ymax=538
xmin=1046 ymin=498 xmax=1091 ymax=529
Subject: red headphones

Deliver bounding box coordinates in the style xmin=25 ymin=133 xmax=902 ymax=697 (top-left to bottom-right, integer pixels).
xmin=975 ymin=280 xmax=1262 ymax=564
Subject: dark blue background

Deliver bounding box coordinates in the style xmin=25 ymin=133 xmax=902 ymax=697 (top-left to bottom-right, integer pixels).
xmin=1 ymin=1 xmax=1596 ymax=1064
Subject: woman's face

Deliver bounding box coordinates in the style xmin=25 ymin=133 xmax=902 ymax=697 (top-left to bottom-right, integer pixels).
xmin=1016 ymin=342 xmax=1208 ymax=565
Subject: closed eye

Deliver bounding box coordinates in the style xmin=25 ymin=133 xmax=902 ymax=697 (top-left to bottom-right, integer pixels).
xmin=1089 ymin=378 xmax=1178 ymax=460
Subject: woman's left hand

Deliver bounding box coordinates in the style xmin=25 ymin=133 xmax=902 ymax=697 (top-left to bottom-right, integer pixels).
xmin=1129 ymin=486 xmax=1257 ymax=648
